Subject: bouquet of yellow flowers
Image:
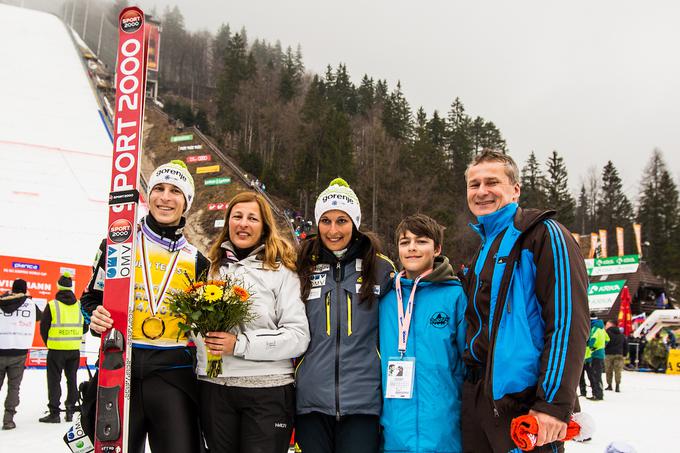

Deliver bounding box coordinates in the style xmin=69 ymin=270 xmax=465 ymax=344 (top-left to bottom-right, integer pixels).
xmin=167 ymin=273 xmax=255 ymax=377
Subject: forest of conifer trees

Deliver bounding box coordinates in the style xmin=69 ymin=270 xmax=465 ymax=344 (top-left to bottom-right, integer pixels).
xmin=151 ymin=4 xmax=680 ymax=298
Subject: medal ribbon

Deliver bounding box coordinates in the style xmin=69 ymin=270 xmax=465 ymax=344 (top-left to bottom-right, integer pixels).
xmin=395 ymin=268 xmax=433 ymax=355
xmin=140 ymin=232 xmax=181 ymax=316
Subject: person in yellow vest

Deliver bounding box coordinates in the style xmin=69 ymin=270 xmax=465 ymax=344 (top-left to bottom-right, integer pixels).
xmin=83 ymin=160 xmax=209 ymax=453
xmin=38 ymin=272 xmax=85 ymax=423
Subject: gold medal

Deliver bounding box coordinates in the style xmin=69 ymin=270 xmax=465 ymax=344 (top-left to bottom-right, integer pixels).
xmin=141 ymin=316 xmax=165 ymax=340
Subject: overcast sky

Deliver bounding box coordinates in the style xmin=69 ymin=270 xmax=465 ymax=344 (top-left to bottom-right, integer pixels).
xmin=137 ymin=0 xmax=680 ymax=199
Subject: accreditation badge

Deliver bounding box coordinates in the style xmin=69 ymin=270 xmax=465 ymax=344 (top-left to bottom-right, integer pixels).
xmin=385 ymin=357 xmax=415 ymax=399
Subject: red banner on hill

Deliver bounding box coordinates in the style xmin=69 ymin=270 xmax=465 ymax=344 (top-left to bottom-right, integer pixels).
xmin=186 ymin=154 xmax=212 ymax=163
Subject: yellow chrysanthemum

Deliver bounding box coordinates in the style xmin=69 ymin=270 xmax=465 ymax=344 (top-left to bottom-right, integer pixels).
xmin=203 ymin=284 xmax=223 ymax=302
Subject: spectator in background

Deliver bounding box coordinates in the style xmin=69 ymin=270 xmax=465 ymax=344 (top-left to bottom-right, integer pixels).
xmin=605 ymin=320 xmax=627 ymax=393
xmin=643 ymin=333 xmax=668 ymax=372
xmin=586 ymin=315 xmax=609 ymax=401
xmin=39 ymin=273 xmax=86 ymax=423
xmin=0 ymin=279 xmax=40 ymax=430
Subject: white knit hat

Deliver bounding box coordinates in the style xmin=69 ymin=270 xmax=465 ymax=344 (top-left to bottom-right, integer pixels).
xmin=147 ymin=160 xmax=195 ymax=212
xmin=314 ymin=178 xmax=361 ymax=227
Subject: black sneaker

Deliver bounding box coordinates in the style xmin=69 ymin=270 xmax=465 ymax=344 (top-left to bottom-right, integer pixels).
xmin=605 ymin=385 xmax=613 ymax=391
xmin=2 ymin=421 xmax=16 ymax=430
xmin=39 ymin=413 xmax=60 ymax=423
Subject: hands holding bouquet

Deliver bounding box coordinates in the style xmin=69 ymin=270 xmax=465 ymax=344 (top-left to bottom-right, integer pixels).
xmin=167 ymin=273 xmax=255 ymax=377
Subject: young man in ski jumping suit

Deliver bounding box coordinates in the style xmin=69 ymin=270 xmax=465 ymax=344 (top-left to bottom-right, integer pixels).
xmin=379 ymin=214 xmax=467 ymax=453
xmin=295 ymin=178 xmax=394 ymax=453
xmin=0 ymin=279 xmax=40 ymax=429
xmin=39 ymin=272 xmax=86 ymax=423
xmin=198 ymin=191 xmax=310 ymax=453
xmin=85 ymin=160 xmax=208 ymax=453
xmin=586 ymin=316 xmax=608 ymax=401
xmin=604 ymin=319 xmax=627 ymax=392
xmin=460 ymin=151 xmax=590 ymax=453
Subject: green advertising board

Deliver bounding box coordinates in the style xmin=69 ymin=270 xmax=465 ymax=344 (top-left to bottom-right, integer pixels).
xmin=587 ymin=279 xmax=626 ymax=312
xmin=170 ymin=134 xmax=194 ymax=143
xmin=584 ymin=254 xmax=640 ymax=276
xmin=204 ymin=177 xmax=232 ymax=186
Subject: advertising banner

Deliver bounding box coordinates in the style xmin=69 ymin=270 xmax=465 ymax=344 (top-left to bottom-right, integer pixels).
xmin=616 ymin=227 xmax=624 ymax=256
xmin=633 ymin=223 xmax=642 ymax=256
xmin=588 ymin=280 xmax=626 ymax=312
xmin=584 ymin=254 xmax=640 ymax=276
xmin=196 ymin=165 xmax=220 ymax=174
xmin=208 ymin=202 xmax=228 ymax=211
xmin=186 ymin=154 xmax=212 ymax=164
xmin=146 ymin=22 xmax=160 ymax=72
xmin=170 ymin=134 xmax=193 ymax=143
xmin=0 ymin=256 xmax=91 ymax=366
xmin=205 ymin=177 xmax=231 ymax=186
xmin=178 ymin=144 xmax=203 ymax=151
xmin=214 ymin=219 xmax=225 ymax=228
xmin=599 ymin=229 xmax=608 ymax=258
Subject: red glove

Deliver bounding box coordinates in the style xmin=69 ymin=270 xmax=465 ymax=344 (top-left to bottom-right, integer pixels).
xmin=510 ymin=414 xmax=582 ymax=451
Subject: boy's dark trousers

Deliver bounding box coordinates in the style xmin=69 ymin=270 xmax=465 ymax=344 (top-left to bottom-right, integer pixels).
xmin=46 ymin=349 xmax=80 ymax=414
xmin=461 ymin=367 xmax=564 ymax=453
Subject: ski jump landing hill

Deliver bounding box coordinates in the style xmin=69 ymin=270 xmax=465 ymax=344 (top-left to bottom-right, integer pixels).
xmin=0 ymin=4 xmax=111 ymax=323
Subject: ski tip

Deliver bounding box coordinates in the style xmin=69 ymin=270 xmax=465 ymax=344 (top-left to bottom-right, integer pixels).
xmin=329 ymin=177 xmax=350 ymax=188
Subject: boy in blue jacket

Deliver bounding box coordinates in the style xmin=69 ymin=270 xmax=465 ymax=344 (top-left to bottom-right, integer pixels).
xmin=379 ymin=214 xmax=467 ymax=453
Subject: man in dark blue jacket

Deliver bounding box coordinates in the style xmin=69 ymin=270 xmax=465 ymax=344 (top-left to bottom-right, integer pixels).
xmin=460 ymin=151 xmax=590 ymax=453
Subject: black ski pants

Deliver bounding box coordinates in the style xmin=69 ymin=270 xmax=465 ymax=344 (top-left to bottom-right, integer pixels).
xmin=46 ymin=349 xmax=79 ymax=414
xmin=586 ymin=357 xmax=604 ymax=399
xmin=461 ymin=370 xmax=564 ymax=453
xmin=295 ymin=412 xmax=380 ymax=453
xmin=128 ymin=369 xmax=201 ymax=453
xmin=199 ymin=380 xmax=294 ymax=453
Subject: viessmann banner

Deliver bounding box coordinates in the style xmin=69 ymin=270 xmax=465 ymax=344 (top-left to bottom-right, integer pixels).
xmin=584 ymin=254 xmax=640 ymax=276
xmin=0 ymin=256 xmax=91 ymax=367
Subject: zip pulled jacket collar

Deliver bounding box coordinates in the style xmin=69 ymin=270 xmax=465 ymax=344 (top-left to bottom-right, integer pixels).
xmin=399 ymin=256 xmax=459 ymax=287
xmin=220 ymin=241 xmax=266 ymax=266
xmin=471 ymin=203 xmax=556 ymax=240
xmin=317 ymin=231 xmax=370 ymax=266
xmin=142 ymin=214 xmax=187 ymax=252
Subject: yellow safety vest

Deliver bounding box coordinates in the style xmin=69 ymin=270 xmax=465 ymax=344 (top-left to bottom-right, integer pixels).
xmin=47 ymin=299 xmax=83 ymax=350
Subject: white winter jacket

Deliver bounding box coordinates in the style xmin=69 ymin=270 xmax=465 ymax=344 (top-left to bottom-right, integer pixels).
xmin=195 ymin=242 xmax=310 ymax=377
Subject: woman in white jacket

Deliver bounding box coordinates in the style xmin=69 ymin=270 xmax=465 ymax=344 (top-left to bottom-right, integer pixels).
xmin=197 ymin=191 xmax=310 ymax=453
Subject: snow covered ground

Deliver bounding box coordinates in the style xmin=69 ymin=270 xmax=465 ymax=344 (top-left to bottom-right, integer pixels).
xmin=0 ymin=368 xmax=677 ymax=451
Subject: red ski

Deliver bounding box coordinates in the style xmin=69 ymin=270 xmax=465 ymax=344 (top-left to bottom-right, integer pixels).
xmin=94 ymin=6 xmax=149 ymax=453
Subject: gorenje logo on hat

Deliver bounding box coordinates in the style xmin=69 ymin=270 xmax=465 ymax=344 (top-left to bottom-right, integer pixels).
xmin=120 ymin=9 xmax=143 ymax=34
xmin=108 ymin=219 xmax=133 ymax=243
xmin=155 ymin=167 xmax=188 ymax=182
xmin=321 ymin=193 xmax=356 ymax=204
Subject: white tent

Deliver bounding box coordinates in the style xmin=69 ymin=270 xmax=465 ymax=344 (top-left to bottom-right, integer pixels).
xmin=0 ymin=4 xmax=112 ymax=265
